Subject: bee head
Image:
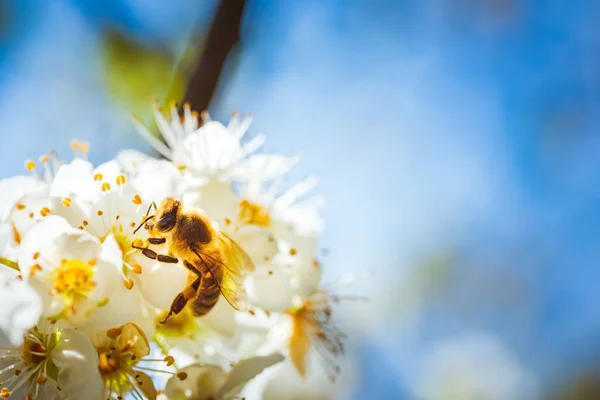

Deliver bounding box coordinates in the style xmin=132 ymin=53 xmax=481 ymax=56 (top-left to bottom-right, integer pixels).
xmin=147 ymin=197 xmax=181 ymax=233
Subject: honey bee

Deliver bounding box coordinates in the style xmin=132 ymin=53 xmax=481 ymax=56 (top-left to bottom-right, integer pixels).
xmin=132 ymin=197 xmax=255 ymax=323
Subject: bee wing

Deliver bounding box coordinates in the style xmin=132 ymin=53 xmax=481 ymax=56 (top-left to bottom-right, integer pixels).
xmin=217 ymin=232 xmax=256 ymax=273
xmin=210 ymin=233 xmax=255 ymax=311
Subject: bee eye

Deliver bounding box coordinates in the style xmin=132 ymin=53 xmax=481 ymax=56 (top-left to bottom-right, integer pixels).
xmin=156 ymin=212 xmax=176 ymax=232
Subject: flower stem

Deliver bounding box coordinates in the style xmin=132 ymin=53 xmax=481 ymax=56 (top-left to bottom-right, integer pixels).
xmin=0 ymin=257 xmax=19 ymax=271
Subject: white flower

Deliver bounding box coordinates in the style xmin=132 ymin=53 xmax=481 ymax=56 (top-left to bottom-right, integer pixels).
xmin=133 ymin=102 xmax=299 ymax=185
xmin=411 ymin=333 xmax=539 ymax=400
xmin=0 ymin=267 xmax=42 ymax=347
xmin=164 ymin=353 xmax=284 ymax=400
xmin=48 ymin=158 xmax=188 ymax=313
xmin=91 ymin=322 xmax=180 ymax=400
xmin=17 ymin=215 xmax=141 ymax=331
xmin=0 ymin=322 xmax=102 ymax=400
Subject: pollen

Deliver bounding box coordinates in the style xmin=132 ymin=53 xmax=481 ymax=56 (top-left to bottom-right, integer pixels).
xmin=132 ymin=194 xmax=142 ymax=205
xmin=83 ymin=220 xmax=89 ymax=226
xmin=94 ymin=173 xmax=103 ymax=182
xmin=33 ymin=252 xmax=39 ymax=260
xmin=123 ymin=278 xmax=134 ymax=290
xmin=29 ymin=264 xmax=42 ymax=277
xmin=25 ymin=160 xmax=36 ymax=171
xmin=224 ymin=218 xmax=231 ymax=226
xmin=238 ymin=200 xmax=271 ymax=227
xmin=101 ymin=182 xmax=111 ymax=192
xmin=39 ymin=155 xmax=50 ymax=163
xmin=130 ymin=222 xmax=136 ymax=228
xmin=1 ymin=389 xmax=10 ymax=398
xmin=79 ymin=142 xmax=89 ymax=154
xmin=177 ymin=372 xmax=188 ymax=381
xmin=97 ymin=210 xmax=103 ymax=216
xmin=28 ymin=212 xmax=34 ymax=219
xmin=131 ymin=264 xmax=142 ymax=274
xmin=40 ymin=207 xmax=51 ymax=217
xmin=289 ymin=248 xmax=297 ymax=256
xmin=62 ymin=197 xmax=72 ymax=208
xmin=163 ymin=356 xmax=175 ymax=366
xmin=16 ymin=203 xmax=26 ymax=210
xmin=51 ymin=259 xmax=96 ymax=300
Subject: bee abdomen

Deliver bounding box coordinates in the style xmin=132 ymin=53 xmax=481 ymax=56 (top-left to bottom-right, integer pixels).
xmin=191 ymin=272 xmax=220 ymax=317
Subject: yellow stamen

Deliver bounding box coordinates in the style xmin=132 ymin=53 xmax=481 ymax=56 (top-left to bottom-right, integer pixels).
xmin=132 ymin=194 xmax=142 ymax=205
xmin=116 ymin=175 xmax=126 ymax=186
xmin=62 ymin=197 xmax=71 ymax=208
xmin=39 ymin=155 xmax=50 ymax=163
xmin=16 ymin=203 xmax=26 ymax=210
xmin=101 ymin=182 xmax=110 ymax=192
xmin=25 ymin=160 xmax=36 ymax=171
xmin=131 ymin=264 xmax=142 ymax=274
xmin=94 ymin=173 xmax=103 ymax=181
xmin=123 ymin=278 xmax=134 ymax=290
xmin=70 ymin=140 xmax=79 ymax=151
xmin=79 ymin=142 xmax=89 ymax=154
xmin=238 ymin=200 xmax=271 ymax=227
xmin=40 ymin=207 xmax=51 ymax=217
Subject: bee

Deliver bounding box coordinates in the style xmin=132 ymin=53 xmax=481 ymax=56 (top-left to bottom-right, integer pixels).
xmin=132 ymin=197 xmax=255 ymax=323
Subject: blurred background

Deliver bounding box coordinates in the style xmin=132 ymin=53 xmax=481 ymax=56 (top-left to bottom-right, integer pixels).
xmin=1 ymin=0 xmax=599 ymax=399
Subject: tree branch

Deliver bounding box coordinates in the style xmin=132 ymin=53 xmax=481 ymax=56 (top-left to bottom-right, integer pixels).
xmin=183 ymin=0 xmax=247 ymax=112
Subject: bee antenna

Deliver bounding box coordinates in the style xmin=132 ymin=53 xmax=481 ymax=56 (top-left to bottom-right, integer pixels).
xmin=134 ymin=215 xmax=154 ymax=234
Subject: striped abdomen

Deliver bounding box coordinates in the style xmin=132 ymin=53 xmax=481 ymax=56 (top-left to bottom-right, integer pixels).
xmin=191 ymin=270 xmax=220 ymax=316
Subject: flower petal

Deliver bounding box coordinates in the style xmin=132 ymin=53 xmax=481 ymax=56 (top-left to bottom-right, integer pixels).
xmin=0 ymin=267 xmax=42 ymax=347
xmin=215 ymin=353 xmax=285 ymax=399
xmin=134 ymin=370 xmax=158 ymax=400
xmin=135 ymin=260 xmax=187 ymax=310
xmin=118 ymin=323 xmax=150 ymax=358
xmin=226 ymin=225 xmax=278 ymax=266
xmin=53 ymin=328 xmax=103 ymax=400
xmin=229 ymin=154 xmax=301 ymax=183
xmin=0 ymin=175 xmax=45 ymax=220
xmin=50 ymin=159 xmax=98 ymax=204
xmin=130 ymin=158 xmax=183 ymax=204
xmin=164 ymin=364 xmax=227 ymax=400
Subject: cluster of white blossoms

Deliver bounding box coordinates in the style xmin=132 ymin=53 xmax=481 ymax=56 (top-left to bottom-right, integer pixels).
xmin=0 ymin=102 xmax=350 ymax=400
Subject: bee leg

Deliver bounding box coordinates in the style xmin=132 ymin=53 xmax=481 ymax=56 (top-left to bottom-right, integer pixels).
xmin=148 ymin=238 xmax=166 ymax=245
xmin=132 ymin=242 xmax=178 ymax=263
xmin=183 ymin=260 xmax=202 ymax=276
xmin=161 ymin=276 xmax=202 ymax=324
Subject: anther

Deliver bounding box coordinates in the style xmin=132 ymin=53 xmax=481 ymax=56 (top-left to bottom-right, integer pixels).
xmin=62 ymin=197 xmax=71 ymax=208
xmin=132 ymin=195 xmax=142 ymax=205
xmin=29 ymin=264 xmax=42 ymax=276
xmin=123 ymin=278 xmax=134 ymax=290
xmin=79 ymin=142 xmax=89 ymax=154
xmin=70 ymin=140 xmax=79 ymax=151
xmin=25 ymin=160 xmax=36 ymax=171
xmin=36 ymin=376 xmax=47 ymax=384
xmin=40 ymin=207 xmax=51 ymax=217
xmin=289 ymin=248 xmax=297 ymax=256
xmin=16 ymin=203 xmax=26 ymax=210
xmin=131 ymin=264 xmax=142 ymax=274
xmin=101 ymin=183 xmax=111 ymax=192
xmin=97 ymin=210 xmax=103 ymax=216
xmin=106 ymin=327 xmax=122 ymax=339
xmin=94 ymin=173 xmax=103 ymax=182
xmin=163 ymin=356 xmax=175 ymax=366
xmin=33 ymin=252 xmax=39 ymax=260
xmin=39 ymin=155 xmax=50 ymax=163
xmin=177 ymin=372 xmax=188 ymax=381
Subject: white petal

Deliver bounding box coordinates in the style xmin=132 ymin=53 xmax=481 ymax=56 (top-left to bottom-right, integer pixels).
xmin=165 ymin=364 xmax=227 ymax=400
xmin=215 ymin=353 xmax=285 ymax=399
xmin=116 ymin=149 xmax=152 ymax=175
xmin=18 ymin=215 xmax=72 ymax=280
xmin=136 ymin=260 xmax=187 ymax=310
xmin=0 ymin=267 xmax=42 ymax=347
xmin=246 ymin=269 xmax=296 ymax=312
xmin=201 ymin=297 xmax=237 ymax=338
xmin=193 ymin=180 xmax=239 ymax=223
xmin=53 ymin=328 xmax=103 ymax=400
xmin=50 ymin=159 xmax=98 ymax=204
xmin=226 ymin=225 xmax=278 ymax=265
xmin=0 ymin=175 xmax=45 ymax=219
xmin=180 ymin=122 xmax=242 ymax=174
xmin=94 ymin=160 xmax=124 ymax=185
xmin=229 ymin=154 xmax=301 ymax=183
xmin=131 ymin=158 xmax=183 ymax=203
